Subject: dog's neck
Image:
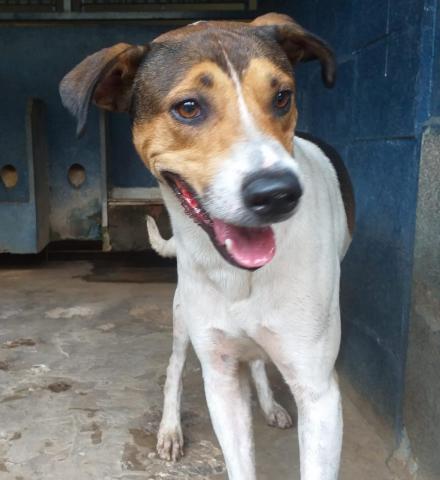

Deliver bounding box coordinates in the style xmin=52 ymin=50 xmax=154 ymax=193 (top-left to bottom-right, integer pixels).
xmin=159 ymin=180 xmax=299 ymax=304
xmin=160 ymin=183 xmax=260 ymax=299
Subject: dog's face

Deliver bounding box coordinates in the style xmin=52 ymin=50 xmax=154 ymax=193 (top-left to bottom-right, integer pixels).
xmin=60 ymin=13 xmax=335 ymax=270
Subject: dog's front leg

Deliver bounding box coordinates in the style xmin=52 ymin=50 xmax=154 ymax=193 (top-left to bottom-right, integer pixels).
xmin=259 ymin=328 xmax=343 ymax=480
xmin=292 ymin=372 xmax=342 ymax=480
xmin=201 ymin=359 xmax=256 ymax=480
xmin=157 ymin=296 xmax=189 ymax=461
xmin=250 ymin=360 xmax=293 ymax=429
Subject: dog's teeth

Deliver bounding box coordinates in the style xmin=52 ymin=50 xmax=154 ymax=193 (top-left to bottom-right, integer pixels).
xmin=225 ymin=239 xmax=233 ymax=252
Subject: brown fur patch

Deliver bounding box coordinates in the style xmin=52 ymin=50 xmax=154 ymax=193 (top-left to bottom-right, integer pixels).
xmin=250 ymin=12 xmax=300 ymax=28
xmin=133 ymin=61 xmax=245 ymax=193
xmin=93 ymin=45 xmax=148 ymax=112
xmin=133 ymin=57 xmax=298 ymax=194
xmin=60 ymin=43 xmax=148 ymax=135
xmin=241 ymin=57 xmax=297 ymax=153
xmin=60 ymin=12 xmax=335 ymax=139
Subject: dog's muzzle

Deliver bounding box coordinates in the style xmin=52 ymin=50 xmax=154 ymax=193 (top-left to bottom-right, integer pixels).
xmin=242 ymin=170 xmax=302 ymax=223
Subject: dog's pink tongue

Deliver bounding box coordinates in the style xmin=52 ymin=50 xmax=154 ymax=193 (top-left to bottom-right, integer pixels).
xmin=212 ymin=219 xmax=275 ymax=269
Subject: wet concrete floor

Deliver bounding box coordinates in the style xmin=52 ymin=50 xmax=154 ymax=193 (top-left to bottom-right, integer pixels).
xmin=0 ymin=260 xmax=410 ymax=479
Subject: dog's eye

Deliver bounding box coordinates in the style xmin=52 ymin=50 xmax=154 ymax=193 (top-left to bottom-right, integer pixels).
xmin=172 ymin=99 xmax=202 ymax=122
xmin=273 ymin=90 xmax=292 ymax=115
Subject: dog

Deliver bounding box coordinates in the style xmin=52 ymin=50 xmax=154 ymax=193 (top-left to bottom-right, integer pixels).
xmin=60 ymin=12 xmax=355 ymax=480
xmin=145 ymin=213 xmax=294 ymax=449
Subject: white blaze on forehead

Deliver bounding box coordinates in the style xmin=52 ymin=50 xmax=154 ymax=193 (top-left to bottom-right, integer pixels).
xmin=260 ymin=143 xmax=277 ymax=168
xmin=217 ymin=43 xmax=295 ymax=172
xmin=218 ymin=41 xmax=260 ymax=139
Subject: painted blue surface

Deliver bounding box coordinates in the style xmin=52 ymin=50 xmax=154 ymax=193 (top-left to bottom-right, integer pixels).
xmin=431 ymin=3 xmax=440 ymax=116
xmin=0 ymin=24 xmax=167 ymax=245
xmin=0 ymin=99 xmax=49 ymax=253
xmin=0 ymin=206 xmax=39 ymax=253
xmin=0 ymin=95 xmax=30 ymax=204
xmin=285 ymin=0 xmax=438 ymax=437
xmin=353 ymin=31 xmax=419 ymax=138
xmin=340 ymin=139 xmax=419 ymax=427
xmin=108 ymin=114 xmax=157 ymax=189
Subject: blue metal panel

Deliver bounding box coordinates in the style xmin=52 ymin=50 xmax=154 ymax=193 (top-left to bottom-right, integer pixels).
xmin=0 ymin=96 xmax=30 ymax=203
xmin=0 ymin=206 xmax=39 ymax=253
xmin=430 ymin=3 xmax=440 ymax=116
xmin=108 ymin=114 xmax=157 ymax=189
xmin=302 ymin=59 xmax=356 ymax=143
xmin=351 ymin=0 xmax=388 ymax=50
xmin=296 ymin=0 xmax=354 ymax=57
xmin=0 ymin=24 xmax=168 ymax=243
xmin=0 ymin=99 xmax=49 ymax=253
xmin=353 ymin=29 xmax=420 ymax=139
xmin=340 ymin=139 xmax=419 ymax=424
xmin=389 ymin=0 xmax=424 ymax=32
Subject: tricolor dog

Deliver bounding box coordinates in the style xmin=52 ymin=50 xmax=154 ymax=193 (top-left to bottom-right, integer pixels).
xmin=60 ymin=13 xmax=355 ymax=480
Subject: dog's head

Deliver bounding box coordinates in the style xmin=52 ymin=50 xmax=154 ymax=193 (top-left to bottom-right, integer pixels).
xmin=60 ymin=13 xmax=335 ymax=270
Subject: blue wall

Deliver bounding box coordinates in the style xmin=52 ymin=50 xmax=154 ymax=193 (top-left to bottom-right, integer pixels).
xmin=0 ymin=24 xmax=164 ymax=246
xmin=276 ymin=0 xmax=436 ymax=436
xmin=429 ymin=1 xmax=440 ymax=117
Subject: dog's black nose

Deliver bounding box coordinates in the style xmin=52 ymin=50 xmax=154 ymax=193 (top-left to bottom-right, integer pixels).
xmin=242 ymin=170 xmax=302 ymax=221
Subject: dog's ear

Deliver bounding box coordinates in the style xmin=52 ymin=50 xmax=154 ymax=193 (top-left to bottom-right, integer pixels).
xmin=252 ymin=13 xmax=336 ymax=88
xmin=60 ymin=43 xmax=149 ymax=136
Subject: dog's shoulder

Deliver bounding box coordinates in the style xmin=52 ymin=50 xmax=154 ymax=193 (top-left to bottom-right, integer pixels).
xmin=295 ymin=132 xmax=355 ymax=235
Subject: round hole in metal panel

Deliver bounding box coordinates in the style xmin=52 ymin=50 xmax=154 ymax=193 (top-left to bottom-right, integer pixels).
xmin=0 ymin=165 xmax=18 ymax=189
xmin=68 ymin=163 xmax=86 ymax=188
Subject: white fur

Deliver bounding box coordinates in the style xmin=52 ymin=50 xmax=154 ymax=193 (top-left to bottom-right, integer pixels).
xmin=220 ymin=43 xmax=259 ymax=139
xmin=155 ymin=136 xmax=350 ymax=479
xmin=147 ymin=221 xmax=293 ymax=452
xmin=203 ymin=137 xmax=301 ymax=227
xmin=146 ymin=215 xmax=176 ymax=258
xmin=201 ymin=46 xmax=302 ymax=228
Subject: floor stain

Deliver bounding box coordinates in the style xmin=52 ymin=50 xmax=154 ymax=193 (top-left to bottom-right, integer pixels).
xmin=122 ymin=443 xmax=146 ymax=471
xmin=69 ymin=407 xmax=98 ymax=418
xmin=0 ymin=462 xmax=9 ymax=472
xmin=0 ymin=394 xmax=27 ymax=403
xmin=181 ymin=410 xmax=202 ymax=427
xmin=3 ymin=339 xmax=35 ymax=349
xmin=0 ymin=361 xmax=9 ymax=370
xmin=47 ymin=381 xmax=72 ymax=393
xmin=91 ymin=423 xmax=102 ymax=445
xmin=80 ymin=422 xmax=102 ymax=445
xmin=129 ymin=304 xmax=172 ymax=330
xmin=129 ymin=428 xmax=156 ymax=450
xmin=10 ymin=432 xmax=21 ymax=441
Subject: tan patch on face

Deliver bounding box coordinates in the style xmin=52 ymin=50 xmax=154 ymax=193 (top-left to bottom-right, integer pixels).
xmin=133 ymin=61 xmax=244 ymax=193
xmin=133 ymin=57 xmax=297 ymax=194
xmin=241 ymin=57 xmax=297 ymax=153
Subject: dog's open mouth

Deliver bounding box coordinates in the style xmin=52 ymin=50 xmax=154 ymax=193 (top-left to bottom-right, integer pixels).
xmin=163 ymin=172 xmax=275 ymax=270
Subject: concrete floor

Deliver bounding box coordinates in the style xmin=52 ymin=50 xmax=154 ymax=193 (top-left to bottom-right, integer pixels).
xmin=0 ymin=260 xmax=410 ymax=479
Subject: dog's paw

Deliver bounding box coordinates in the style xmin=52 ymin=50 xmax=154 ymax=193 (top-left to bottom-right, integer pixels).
xmin=157 ymin=425 xmax=184 ymax=462
xmin=264 ymin=401 xmax=293 ymax=429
